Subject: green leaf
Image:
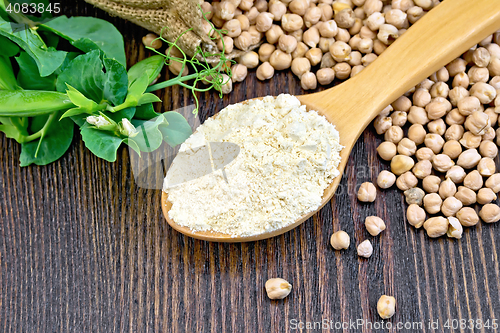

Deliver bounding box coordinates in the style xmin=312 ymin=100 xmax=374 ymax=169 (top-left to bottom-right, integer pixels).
xmin=80 ymin=122 xmax=124 ymax=162
xmin=16 ymin=51 xmax=56 ymax=90
xmin=19 ymin=115 xmax=74 ymax=166
xmin=0 ymin=17 xmax=66 ymax=77
xmin=0 ymin=35 xmax=20 ymax=57
xmin=124 ymin=137 xmax=141 ymax=155
xmin=130 ymin=116 xmax=166 ymax=152
xmin=0 ymin=116 xmax=28 ymax=142
xmin=135 ymin=103 xmax=159 ymax=120
xmin=128 ymin=55 xmax=165 ymax=86
xmin=41 ymin=16 xmax=126 ymax=66
xmin=160 ymin=111 xmax=192 ymax=147
xmin=0 ymin=90 xmax=74 ymax=116
xmin=0 ymin=55 xmax=20 ymax=90
xmin=103 ymin=58 xmax=128 ymax=106
xmin=105 ymin=107 xmax=135 ymax=123
xmin=56 ymin=50 xmax=105 ymax=103
xmin=60 ymin=84 xmax=105 ymax=119
xmin=137 ymin=93 xmax=161 ymax=105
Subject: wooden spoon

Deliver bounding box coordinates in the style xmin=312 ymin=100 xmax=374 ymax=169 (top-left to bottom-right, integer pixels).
xmin=162 ymin=0 xmax=500 ymax=242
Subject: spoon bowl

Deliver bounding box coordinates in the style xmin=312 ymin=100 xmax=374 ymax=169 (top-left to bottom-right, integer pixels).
xmin=162 ymin=0 xmax=500 ymax=242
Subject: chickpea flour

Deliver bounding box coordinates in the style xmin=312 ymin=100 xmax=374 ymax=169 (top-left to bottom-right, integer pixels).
xmin=163 ymin=94 xmax=343 ymax=236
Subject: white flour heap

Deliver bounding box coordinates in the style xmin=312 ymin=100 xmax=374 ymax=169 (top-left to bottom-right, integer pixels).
xmin=164 ymin=94 xmax=343 ymax=237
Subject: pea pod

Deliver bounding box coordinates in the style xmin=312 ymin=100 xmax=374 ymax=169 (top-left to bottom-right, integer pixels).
xmin=127 ymin=55 xmax=165 ymax=86
xmin=0 ymin=90 xmax=75 ymax=116
xmin=0 ymin=55 xmax=20 ymax=90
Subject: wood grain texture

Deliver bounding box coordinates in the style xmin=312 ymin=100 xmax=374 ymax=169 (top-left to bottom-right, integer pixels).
xmin=1 ymin=1 xmax=500 ymax=332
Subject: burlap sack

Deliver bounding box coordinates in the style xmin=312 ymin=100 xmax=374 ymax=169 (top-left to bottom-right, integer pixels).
xmin=85 ymin=0 xmax=256 ymax=62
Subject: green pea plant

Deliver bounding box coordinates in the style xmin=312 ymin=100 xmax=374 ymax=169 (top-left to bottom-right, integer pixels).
xmin=0 ymin=0 xmax=232 ymax=166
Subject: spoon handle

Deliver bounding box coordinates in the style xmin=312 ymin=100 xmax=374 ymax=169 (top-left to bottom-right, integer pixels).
xmin=311 ymin=0 xmax=500 ymax=143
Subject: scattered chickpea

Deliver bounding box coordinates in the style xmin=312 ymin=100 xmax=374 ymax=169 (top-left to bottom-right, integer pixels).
xmin=415 ymin=147 xmax=434 ymax=161
xmin=404 ymin=187 xmax=425 ymax=206
xmin=456 ymin=207 xmax=479 ymax=227
xmin=441 ymin=197 xmax=463 ymax=217
xmin=258 ymin=43 xmax=276 ymax=62
xmin=407 ymin=204 xmax=426 ymax=228
xmin=330 ymin=230 xmax=350 ymax=250
xmin=238 ymin=51 xmax=259 ymax=68
xmin=282 ymin=13 xmax=304 ymax=32
xmin=396 ymin=171 xmax=418 ymax=191
xmin=234 ymin=31 xmax=252 ymax=51
xmin=454 ymin=186 xmax=477 ymax=206
xmin=269 ymin=49 xmax=292 ymax=70
xmin=377 ymin=295 xmax=396 ymax=319
xmin=423 ymin=193 xmax=443 ymax=215
xmin=374 ymin=116 xmax=393 ymax=135
xmin=358 ymin=182 xmax=377 ymax=202
xmin=479 ymin=140 xmax=498 ymax=159
xmin=407 ymin=124 xmax=426 ymax=145
xmin=291 ymin=57 xmax=311 ymax=79
xmin=300 ymin=72 xmax=317 ymax=90
xmin=424 ymin=133 xmax=445 ymax=154
xmin=412 ymin=160 xmax=432 ymax=179
xmin=357 ymin=240 xmax=373 ymax=258
xmin=447 ymin=216 xmax=463 ymax=239
xmin=265 ymin=278 xmax=292 ymax=300
xmin=422 ymin=175 xmax=441 ymax=194
xmin=142 ymin=33 xmax=162 ymax=49
xmin=365 ymin=216 xmax=386 ymax=236
xmin=477 ymin=188 xmax=497 ymax=205
xmin=303 ymin=27 xmax=321 ymax=48
xmin=479 ymin=204 xmax=500 ymax=223
xmin=397 ymin=138 xmax=416 ymax=156
xmin=485 ymin=174 xmax=500 ymax=193
xmin=424 ymin=216 xmax=449 ymax=238
xmin=384 ymin=126 xmax=404 ymax=144
xmin=256 ymin=62 xmax=274 ymax=80
xmin=278 ymin=34 xmax=298 ymax=54
xmin=305 ymin=48 xmax=323 ymax=66
xmin=439 ymin=178 xmax=457 ymax=199
xmin=432 ymin=154 xmax=455 ymax=173
xmin=377 ymin=170 xmax=396 ymax=189
xmin=460 ymin=131 xmax=482 ymax=149
xmin=464 ymin=111 xmax=491 ymax=135
xmin=457 ymin=149 xmax=482 ymax=169
xmin=316 ymin=68 xmax=336 ymax=85
xmin=390 ymin=155 xmax=415 ymax=175
xmin=265 ymin=25 xmax=284 ymax=44
xmin=291 ymin=42 xmax=309 ymax=59
xmin=444 ymin=124 xmax=464 ymax=141
xmin=477 ymin=157 xmax=496 ymax=177
xmin=231 ymin=64 xmax=248 ymax=82
xmin=334 ymin=62 xmax=351 ymax=79
xmin=446 ymin=166 xmax=466 ymax=183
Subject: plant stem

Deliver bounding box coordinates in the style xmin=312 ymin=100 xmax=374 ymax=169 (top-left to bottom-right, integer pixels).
xmin=22 ymin=112 xmax=56 ymax=143
xmin=146 ymin=73 xmax=199 ymax=92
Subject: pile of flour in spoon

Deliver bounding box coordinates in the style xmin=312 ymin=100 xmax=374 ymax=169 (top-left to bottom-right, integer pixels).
xmin=163 ymin=94 xmax=343 ymax=237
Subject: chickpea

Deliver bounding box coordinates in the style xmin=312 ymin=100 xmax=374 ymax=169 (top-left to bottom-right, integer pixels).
xmin=464 ymin=111 xmax=491 ymax=136
xmin=238 ymin=51 xmax=259 ymax=68
xmin=219 ymin=74 xmax=233 ymax=94
xmin=407 ymin=106 xmax=429 ymax=125
xmin=457 ymin=96 xmax=482 ymax=116
xmin=291 ymin=57 xmax=311 ymax=79
xmin=454 ymin=186 xmax=477 ymax=206
xmin=236 ymin=14 xmax=250 ymax=31
xmin=142 ymin=33 xmax=162 ymax=49
xmin=320 ymin=53 xmax=336 ymax=68
xmin=168 ymin=58 xmax=189 ymax=76
xmin=379 ymin=105 xmax=393 ymax=117
xmin=484 ymin=108 xmax=498 ymax=127
xmin=432 ymin=154 xmax=455 ymax=173
xmin=479 ymin=140 xmax=498 ymax=159
xmin=407 ymin=124 xmax=426 ymax=145
xmin=218 ymin=36 xmax=234 ymax=54
xmin=426 ymin=97 xmax=451 ymax=120
xmin=365 ymin=216 xmax=386 ymax=236
xmin=385 ymin=9 xmax=406 ymax=29
xmin=334 ymin=8 xmax=355 ymax=29
xmin=239 ymin=0 xmax=253 ymax=11
xmin=446 ymin=166 xmax=467 ymax=183
xmin=289 ymin=0 xmax=309 ymax=15
xmin=319 ymin=37 xmax=335 ymax=53
xmin=452 ymin=72 xmax=470 ymax=88
xmin=201 ymin=2 xmax=214 ymax=19
xmin=364 ymin=0 xmax=383 ymax=15
xmin=469 ymin=66 xmax=490 ymax=84
xmin=282 ymin=14 xmax=304 ymax=32
xmin=434 ymin=67 xmax=450 ymax=82
xmin=336 ymin=28 xmax=351 ymax=42
xmin=218 ymin=1 xmax=236 ymax=20
xmin=269 ymin=1 xmax=286 ymax=21
xmin=329 ymin=41 xmax=351 ymax=62
xmin=424 ymin=134 xmax=444 ymax=154
xmin=269 ymin=50 xmax=292 ymax=70
xmin=384 ymin=126 xmax=403 ymax=144
xmin=396 ymin=171 xmax=418 ymax=191
xmin=265 ymin=25 xmax=283 ymax=44
xmin=457 ymin=149 xmax=482 ymax=169
xmin=412 ymin=88 xmax=431 ymax=108
xmin=318 ymin=3 xmax=334 ymax=21
xmin=404 ymin=187 xmax=425 ymax=205
xmin=377 ymin=170 xmax=396 ymax=189
xmin=256 ymin=62 xmax=274 ymax=80
xmin=442 ymin=140 xmax=462 ymax=160
xmin=334 ymin=62 xmax=351 ymax=79
xmin=447 ymin=58 xmax=467 ymax=76
xmin=231 ymin=64 xmax=248 ymax=82
xmin=361 ymin=53 xmax=378 ymax=66
xmin=377 ymin=24 xmax=399 ymax=45
xmin=305 ymin=48 xmax=323 ymax=66
xmin=348 ymin=51 xmax=362 ymax=66
xmin=390 ymin=111 xmax=407 ymax=127
xmin=423 ymin=216 xmax=449 ymax=238
xmin=303 ymin=27 xmax=320 ymax=48
xmin=486 ymin=174 xmax=500 ymax=193
xmin=223 ymin=19 xmax=242 ymax=38
xmin=357 ymin=240 xmax=373 ymax=258
xmin=407 ymin=6 xmax=424 ymax=24
xmin=373 ymin=39 xmax=387 ymax=55
xmin=291 ymin=42 xmax=309 ymax=59
xmin=438 ymin=178 xmax=457 ymax=199
xmin=416 ymin=148 xmax=434 ymax=161
xmin=460 ymin=131 xmax=482 ymax=149
xmin=444 ymin=124 xmax=465 ymax=141
xmin=477 ymin=157 xmax=495 ymax=177
xmin=426 ymin=119 xmax=445 ymax=136
xmin=470 ymin=82 xmax=497 ymax=104
xmin=479 ymin=204 xmax=500 ymax=223
xmin=447 ymin=216 xmax=463 ymax=239
xmin=304 ymin=6 xmax=322 ymax=28
xmin=464 ymin=170 xmax=483 ymax=191
xmin=265 ymin=278 xmax=292 ymax=299
xmin=407 ymin=204 xmax=426 ymax=228
xmin=234 ymin=31 xmax=253 ymax=51
xmin=259 ymin=43 xmax=276 ymax=62
xmin=254 ymin=0 xmax=268 ymax=12
xmin=456 ymin=207 xmax=479 ymax=227
xmin=488 ymin=57 xmax=500 ymax=77
xmin=423 ymin=193 xmax=442 ymax=214
xmin=477 ymin=187 xmax=497 ymax=205
xmin=358 ymin=182 xmax=377 ymax=202
xmin=390 ymin=155 xmax=415 ymax=175
xmin=318 ymin=20 xmax=338 ymax=38
xmin=316 ymin=68 xmax=336 ymax=85
xmin=396 ymin=138 xmax=416 ymax=156
xmin=412 ymin=160 xmax=432 ymax=179
xmin=349 ymin=17 xmax=363 ymax=35
xmin=357 ymin=38 xmax=374 ymax=54
xmin=248 ymin=26 xmax=263 ymax=44
xmin=377 ymin=141 xmax=397 ymax=160
xmin=300 ymin=72 xmax=316 ymax=90
xmin=441 ymin=197 xmax=463 ymax=217
xmin=330 ymin=230 xmax=350 ymax=249
xmin=290 ymin=29 xmax=304 ymax=43
xmin=449 ymin=87 xmax=469 ymax=107
xmin=377 ymin=295 xmax=396 ymax=319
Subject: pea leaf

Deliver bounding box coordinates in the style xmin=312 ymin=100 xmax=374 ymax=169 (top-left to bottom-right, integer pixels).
xmin=130 ymin=116 xmax=166 ymax=152
xmin=103 ymin=58 xmax=128 ymax=106
xmin=41 ymin=16 xmax=126 ymax=66
xmin=60 ymin=85 xmax=105 ymax=119
xmin=16 ymin=51 xmax=56 ymax=90
xmin=0 ymin=55 xmax=20 ymax=90
xmin=135 ymin=103 xmax=159 ymax=120
xmin=0 ymin=116 xmax=28 ymax=142
xmin=80 ymin=122 xmax=124 ymax=162
xmin=19 ymin=115 xmax=74 ymax=166
xmin=160 ymin=111 xmax=192 ymax=147
xmin=0 ymin=35 xmax=20 ymax=57
xmin=106 ymin=107 xmax=136 ymax=123
xmin=0 ymin=17 xmax=66 ymax=77
xmin=128 ymin=55 xmax=165 ymax=86
xmin=56 ymin=50 xmax=105 ymax=103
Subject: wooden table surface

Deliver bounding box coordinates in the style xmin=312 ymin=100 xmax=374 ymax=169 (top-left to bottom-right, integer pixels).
xmin=1 ymin=2 xmax=500 ymax=332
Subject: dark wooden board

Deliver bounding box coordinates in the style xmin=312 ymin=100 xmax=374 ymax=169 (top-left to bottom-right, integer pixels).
xmin=1 ymin=2 xmax=499 ymax=332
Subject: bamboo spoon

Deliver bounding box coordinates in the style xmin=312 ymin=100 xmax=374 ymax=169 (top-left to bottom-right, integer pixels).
xmin=162 ymin=0 xmax=500 ymax=242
